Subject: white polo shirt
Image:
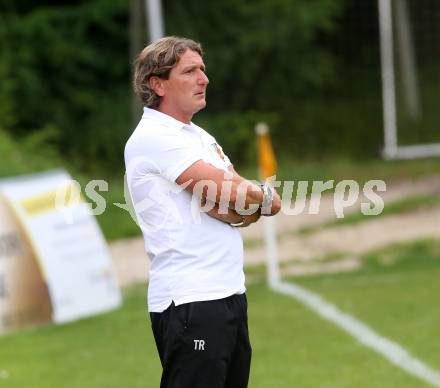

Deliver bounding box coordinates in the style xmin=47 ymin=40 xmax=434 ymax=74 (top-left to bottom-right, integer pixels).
xmin=124 ymin=107 xmax=245 ymax=312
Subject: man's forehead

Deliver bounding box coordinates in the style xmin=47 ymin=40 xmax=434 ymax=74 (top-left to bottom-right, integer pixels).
xmin=178 ymin=49 xmax=204 ymax=66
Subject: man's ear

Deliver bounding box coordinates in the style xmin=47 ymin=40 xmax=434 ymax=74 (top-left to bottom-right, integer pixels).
xmin=149 ymin=76 xmax=165 ymax=97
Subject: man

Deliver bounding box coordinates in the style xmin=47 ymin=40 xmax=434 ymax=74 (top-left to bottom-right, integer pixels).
xmin=125 ymin=36 xmax=281 ymax=388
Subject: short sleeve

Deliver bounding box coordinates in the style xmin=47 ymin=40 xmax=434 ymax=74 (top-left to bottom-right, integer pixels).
xmin=125 ymin=128 xmax=202 ymax=183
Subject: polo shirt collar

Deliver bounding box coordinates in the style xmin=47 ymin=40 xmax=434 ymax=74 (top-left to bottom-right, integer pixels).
xmin=143 ymin=107 xmax=195 ymax=131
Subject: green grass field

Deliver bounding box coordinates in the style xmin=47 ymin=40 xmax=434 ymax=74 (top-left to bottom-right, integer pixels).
xmin=1 ymin=239 xmax=438 ymax=388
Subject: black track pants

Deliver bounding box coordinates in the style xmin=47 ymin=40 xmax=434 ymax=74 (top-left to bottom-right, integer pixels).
xmin=150 ymin=293 xmax=252 ymax=388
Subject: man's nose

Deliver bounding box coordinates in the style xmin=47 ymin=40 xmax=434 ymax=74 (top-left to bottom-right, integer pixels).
xmin=198 ymin=70 xmax=209 ymax=85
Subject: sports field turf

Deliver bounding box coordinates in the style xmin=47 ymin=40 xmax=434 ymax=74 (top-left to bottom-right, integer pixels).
xmin=0 ymin=239 xmax=438 ymax=387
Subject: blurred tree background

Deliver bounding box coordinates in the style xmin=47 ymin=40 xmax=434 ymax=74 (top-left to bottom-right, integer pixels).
xmin=0 ymin=0 xmax=130 ymax=172
xmin=0 ymin=0 xmax=398 ymax=173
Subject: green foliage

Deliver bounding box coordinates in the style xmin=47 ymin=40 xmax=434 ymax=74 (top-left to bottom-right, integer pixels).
xmin=0 ymin=0 xmax=131 ymax=168
xmin=196 ymin=110 xmax=281 ymax=165
xmin=3 ymin=0 xmax=438 ymax=170
xmin=0 ymin=0 xmax=354 ymax=171
xmin=397 ymin=67 xmax=440 ymax=145
xmin=164 ymin=0 xmax=355 ymax=163
xmin=164 ymin=0 xmax=344 ymax=112
xmin=0 ymin=128 xmax=62 ymax=177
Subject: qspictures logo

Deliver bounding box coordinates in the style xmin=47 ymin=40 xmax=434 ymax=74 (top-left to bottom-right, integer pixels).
xmin=51 ymin=175 xmax=387 ymax=226
xmin=47 ymin=155 xmax=388 ymax=227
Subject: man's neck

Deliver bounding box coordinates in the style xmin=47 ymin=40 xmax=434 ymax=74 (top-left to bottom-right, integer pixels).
xmin=157 ymin=105 xmax=192 ymax=124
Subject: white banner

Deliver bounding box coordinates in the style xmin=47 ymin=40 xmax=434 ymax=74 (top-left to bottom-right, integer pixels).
xmin=0 ymin=170 xmax=121 ymax=324
xmin=0 ymin=197 xmax=52 ymax=334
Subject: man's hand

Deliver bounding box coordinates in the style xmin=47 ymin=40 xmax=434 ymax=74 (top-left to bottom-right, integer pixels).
xmin=230 ymin=167 xmax=281 ymax=217
xmin=241 ymin=210 xmax=262 ymax=226
xmin=267 ymin=186 xmax=281 ymax=216
xmin=202 ymin=199 xmax=261 ymax=227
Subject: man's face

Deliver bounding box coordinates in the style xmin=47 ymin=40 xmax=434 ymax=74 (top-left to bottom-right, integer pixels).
xmin=156 ymin=49 xmax=209 ymax=123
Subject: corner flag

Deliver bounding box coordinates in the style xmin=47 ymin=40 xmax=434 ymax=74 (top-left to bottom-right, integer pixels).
xmin=255 ymin=122 xmax=277 ymax=180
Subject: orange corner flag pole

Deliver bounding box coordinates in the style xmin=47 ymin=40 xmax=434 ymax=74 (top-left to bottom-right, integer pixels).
xmin=255 ymin=122 xmax=277 ymax=181
xmin=255 ymin=122 xmax=280 ymax=285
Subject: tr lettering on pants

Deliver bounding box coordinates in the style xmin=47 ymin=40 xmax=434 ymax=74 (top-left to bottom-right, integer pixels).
xmin=194 ymin=339 xmax=205 ymax=350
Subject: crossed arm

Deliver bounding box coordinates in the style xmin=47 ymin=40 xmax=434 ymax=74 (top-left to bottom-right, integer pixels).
xmin=176 ymin=161 xmax=281 ymax=227
xmin=202 ymin=197 xmax=262 ymax=227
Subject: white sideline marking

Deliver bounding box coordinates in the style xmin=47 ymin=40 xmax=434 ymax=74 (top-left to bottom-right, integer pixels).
xmin=271 ymin=280 xmax=440 ymax=387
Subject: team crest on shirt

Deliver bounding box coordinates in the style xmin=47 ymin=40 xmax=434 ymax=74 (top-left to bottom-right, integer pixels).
xmin=212 ymin=143 xmax=226 ymax=162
